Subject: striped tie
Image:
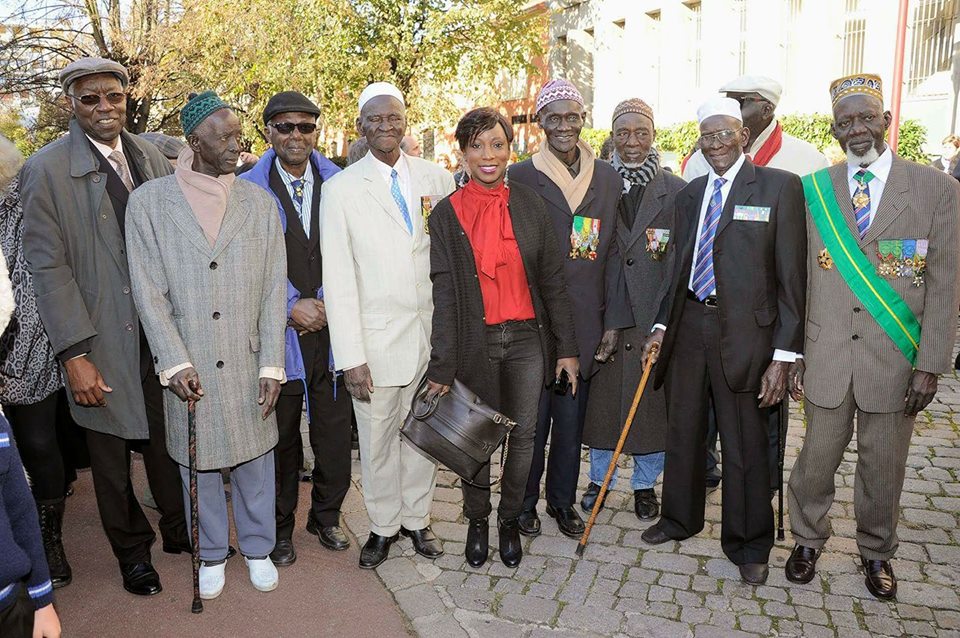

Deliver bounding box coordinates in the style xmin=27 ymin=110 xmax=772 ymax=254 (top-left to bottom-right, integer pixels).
xmin=853 ymin=169 xmax=874 ymax=239
xmin=691 ymin=177 xmax=726 ymax=301
xmin=390 ymin=168 xmax=413 ymax=234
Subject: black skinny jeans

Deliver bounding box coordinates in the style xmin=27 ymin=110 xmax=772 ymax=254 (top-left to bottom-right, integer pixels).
xmin=462 ymin=320 xmax=544 ymax=521
xmin=4 ymin=390 xmax=75 ymax=503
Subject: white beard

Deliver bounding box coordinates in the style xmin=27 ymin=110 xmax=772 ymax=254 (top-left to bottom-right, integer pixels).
xmin=846 ymin=145 xmax=880 ymax=167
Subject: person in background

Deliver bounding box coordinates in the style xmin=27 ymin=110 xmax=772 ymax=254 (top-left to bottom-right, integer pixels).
xmin=581 ymin=98 xmax=685 ymax=522
xmin=400 ymin=134 xmax=422 ymax=158
xmin=138 ymin=132 xmax=185 ymax=167
xmin=932 ymin=134 xmax=959 ymax=174
xmin=426 ymin=107 xmax=578 ymax=568
xmin=347 ymin=138 xmax=369 ymax=166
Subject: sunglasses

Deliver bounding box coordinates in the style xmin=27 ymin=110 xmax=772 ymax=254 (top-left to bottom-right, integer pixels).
xmin=70 ymin=92 xmax=126 ymax=106
xmin=699 ymin=128 xmax=742 ymax=146
xmin=268 ymin=122 xmax=317 ymax=135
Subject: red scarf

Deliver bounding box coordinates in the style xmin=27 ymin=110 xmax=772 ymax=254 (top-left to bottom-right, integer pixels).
xmin=451 ymin=179 xmax=512 ymax=279
xmin=751 ymin=121 xmax=783 ymax=167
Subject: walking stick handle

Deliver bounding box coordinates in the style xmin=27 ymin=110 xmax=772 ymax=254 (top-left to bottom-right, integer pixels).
xmin=577 ymin=344 xmax=659 ymax=557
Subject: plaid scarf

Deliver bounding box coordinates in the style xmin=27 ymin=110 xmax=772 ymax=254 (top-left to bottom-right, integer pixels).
xmin=612 ymin=148 xmax=660 ymax=193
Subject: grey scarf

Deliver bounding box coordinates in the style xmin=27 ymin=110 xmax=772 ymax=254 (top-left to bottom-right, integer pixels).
xmin=612 ymin=148 xmax=660 ymax=193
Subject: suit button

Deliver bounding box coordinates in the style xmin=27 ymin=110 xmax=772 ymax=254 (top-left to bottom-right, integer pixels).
xmin=93 ymin=175 xmax=101 ymax=183
xmin=122 ymin=286 xmax=130 ymax=294
xmin=852 ymin=334 xmax=860 ymax=340
xmin=216 ymin=360 xmax=224 ymax=368
xmin=125 ymin=323 xmax=134 ymax=332
xmin=625 ymin=343 xmax=633 ymax=351
xmin=153 ymin=356 xmax=159 ymax=363
xmin=309 ymin=256 xmax=315 ymax=261
xmin=210 ymin=261 xmax=218 ymax=270
xmin=853 ymin=307 xmax=862 ymax=313
xmin=101 ymin=214 xmax=107 ymax=220
xmin=626 ymin=258 xmax=635 ymax=266
xmin=212 ymin=312 xmax=221 ymax=320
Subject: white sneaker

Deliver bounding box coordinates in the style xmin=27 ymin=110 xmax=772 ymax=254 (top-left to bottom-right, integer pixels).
xmin=244 ymin=556 xmax=278 ymax=592
xmin=199 ymin=561 xmax=226 ymax=599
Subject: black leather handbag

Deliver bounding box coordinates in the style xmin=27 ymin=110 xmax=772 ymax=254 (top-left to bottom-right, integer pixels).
xmin=400 ymin=377 xmax=517 ymax=487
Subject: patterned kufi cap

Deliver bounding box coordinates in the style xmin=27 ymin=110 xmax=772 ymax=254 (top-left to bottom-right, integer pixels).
xmin=536 ymin=79 xmax=584 ymax=114
xmin=612 ymin=98 xmax=654 ymax=127
xmin=829 ymin=73 xmax=883 ymax=107
xmin=180 ymin=91 xmax=232 ymax=137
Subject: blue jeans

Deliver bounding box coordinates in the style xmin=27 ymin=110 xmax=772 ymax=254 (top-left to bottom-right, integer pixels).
xmin=588 ymin=448 xmax=664 ymax=491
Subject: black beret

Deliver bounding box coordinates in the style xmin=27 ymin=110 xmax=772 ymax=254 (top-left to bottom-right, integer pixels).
xmin=263 ymin=91 xmax=321 ymax=125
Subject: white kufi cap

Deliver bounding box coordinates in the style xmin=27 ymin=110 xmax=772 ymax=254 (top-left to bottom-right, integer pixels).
xmin=720 ymin=75 xmax=783 ymax=107
xmin=696 ymin=97 xmax=743 ymax=125
xmin=358 ymin=82 xmax=405 ymax=112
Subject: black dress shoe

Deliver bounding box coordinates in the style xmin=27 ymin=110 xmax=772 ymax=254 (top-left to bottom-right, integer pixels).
xmin=306 ymin=513 xmax=351 ymax=551
xmin=269 ymin=539 xmax=297 ymax=566
xmin=785 ymin=544 xmax=820 ymax=584
xmin=640 ymin=523 xmax=672 ymax=545
xmin=120 ymin=562 xmax=162 ymax=596
xmin=545 ymin=505 xmax=585 ymax=538
xmin=498 ymin=518 xmax=523 ymax=568
xmin=862 ymin=557 xmax=897 ymax=600
xmin=465 ymin=518 xmax=489 ymax=567
xmin=739 ymin=562 xmax=769 ymax=585
xmin=400 ymin=526 xmax=444 ymax=558
xmin=359 ymin=532 xmax=398 ymax=569
xmin=162 ymin=539 xmax=192 ymax=555
xmin=634 ymin=489 xmax=659 ymax=520
xmin=580 ymin=483 xmax=606 ymax=513
xmin=517 ymin=509 xmax=541 ymax=537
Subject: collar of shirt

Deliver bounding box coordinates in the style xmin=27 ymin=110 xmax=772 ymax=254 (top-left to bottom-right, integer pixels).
xmin=86 ymin=134 xmax=123 ymax=162
xmin=275 ymin=157 xmax=314 ymax=190
xmin=371 ymin=151 xmax=410 ymax=185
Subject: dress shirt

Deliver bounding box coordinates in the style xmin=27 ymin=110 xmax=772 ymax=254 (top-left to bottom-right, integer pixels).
xmin=275 ymin=158 xmax=315 ymax=234
xmin=845 ymin=146 xmax=892 ymax=224
xmin=371 ymin=151 xmax=414 ymax=224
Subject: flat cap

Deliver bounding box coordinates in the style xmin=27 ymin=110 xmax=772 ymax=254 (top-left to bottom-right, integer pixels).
xmin=59 ymin=57 xmax=129 ymax=94
xmin=139 ymin=132 xmax=186 ymax=160
xmin=263 ymin=91 xmax=321 ymax=125
xmin=720 ymin=75 xmax=782 ymax=107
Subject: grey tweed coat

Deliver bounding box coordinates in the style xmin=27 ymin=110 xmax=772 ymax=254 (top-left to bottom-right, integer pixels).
xmin=126 ymin=176 xmax=286 ymax=470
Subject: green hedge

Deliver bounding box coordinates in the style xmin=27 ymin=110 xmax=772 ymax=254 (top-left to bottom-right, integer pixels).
xmin=652 ymin=114 xmax=929 ymax=164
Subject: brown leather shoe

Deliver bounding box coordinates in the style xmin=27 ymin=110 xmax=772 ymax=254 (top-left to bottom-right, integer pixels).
xmin=785 ymin=544 xmax=820 ymax=584
xmin=739 ymin=562 xmax=769 ymax=585
xmin=862 ymin=557 xmax=897 ymax=600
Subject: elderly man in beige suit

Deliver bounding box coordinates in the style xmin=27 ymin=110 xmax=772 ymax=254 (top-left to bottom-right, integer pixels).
xmin=321 ymin=82 xmax=455 ymax=569
xmin=787 ymin=74 xmax=960 ymax=601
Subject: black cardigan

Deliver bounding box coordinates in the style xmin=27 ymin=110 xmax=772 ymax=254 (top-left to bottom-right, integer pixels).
xmin=427 ymin=181 xmax=578 ymax=409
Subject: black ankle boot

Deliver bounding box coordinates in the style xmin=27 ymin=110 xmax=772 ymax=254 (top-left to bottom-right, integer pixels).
xmin=38 ymin=498 xmax=72 ymax=588
xmin=498 ymin=517 xmax=523 ymax=568
xmin=465 ymin=518 xmax=489 ymax=567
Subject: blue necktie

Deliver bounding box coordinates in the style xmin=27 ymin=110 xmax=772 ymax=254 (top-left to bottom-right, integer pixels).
xmin=291 ymin=178 xmax=309 ymax=238
xmin=691 ymin=177 xmax=726 ymax=301
xmin=852 ymin=169 xmax=874 ymax=239
xmin=390 ymin=168 xmax=413 ymax=234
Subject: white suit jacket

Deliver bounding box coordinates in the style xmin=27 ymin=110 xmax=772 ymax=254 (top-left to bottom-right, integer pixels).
xmin=320 ymin=151 xmax=455 ymax=387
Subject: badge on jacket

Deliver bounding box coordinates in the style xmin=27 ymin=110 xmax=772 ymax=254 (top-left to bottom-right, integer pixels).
xmin=877 ymin=238 xmax=928 ymax=286
xmin=569 ymin=215 xmax=600 ymax=260
xmin=645 ymin=228 xmax=670 ymax=261
xmin=733 ymin=205 xmax=771 ymax=222
xmin=421 ymin=195 xmax=441 ymax=235
xmin=817 ymin=248 xmax=833 ymax=270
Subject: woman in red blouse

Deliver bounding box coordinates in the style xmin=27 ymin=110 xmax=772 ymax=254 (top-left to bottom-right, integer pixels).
xmin=426 ymin=109 xmax=579 ymax=568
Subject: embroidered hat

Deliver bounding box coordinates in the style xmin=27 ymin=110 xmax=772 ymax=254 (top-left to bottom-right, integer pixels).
xmin=829 ymin=73 xmax=883 ymax=107
xmin=59 ymin=57 xmax=129 ymax=94
xmin=612 ymin=98 xmax=654 ymax=127
xmin=535 ymin=79 xmax=584 ymax=114
xmin=180 ymin=91 xmax=232 ymax=137
xmin=358 ymin=82 xmax=405 ymax=112
xmin=696 ymin=97 xmax=743 ymax=125
xmin=263 ymin=91 xmax=321 ymax=125
xmin=720 ymin=75 xmax=783 ymax=107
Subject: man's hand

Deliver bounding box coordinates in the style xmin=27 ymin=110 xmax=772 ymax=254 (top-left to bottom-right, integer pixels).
xmin=425 ymin=379 xmax=450 ymax=401
xmin=290 ymin=298 xmax=327 ymax=333
xmin=258 ymin=378 xmax=281 ymax=419
xmin=169 ymin=367 xmax=204 ymax=402
xmin=788 ymin=359 xmax=805 ymax=401
xmin=555 ymin=356 xmax=580 ymax=397
xmin=594 ymin=329 xmax=620 ymax=363
xmin=64 ymin=356 xmax=112 ymax=407
xmin=33 ymin=604 xmax=61 ymax=638
xmin=758 ymin=360 xmax=790 ymax=408
xmin=642 ymin=329 xmax=665 ymax=369
xmin=345 ymin=364 xmax=374 ymax=402
xmin=905 ymin=370 xmax=938 ymax=417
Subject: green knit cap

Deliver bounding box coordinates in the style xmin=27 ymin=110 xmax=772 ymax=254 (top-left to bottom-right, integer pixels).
xmin=180 ymin=91 xmax=232 ymax=136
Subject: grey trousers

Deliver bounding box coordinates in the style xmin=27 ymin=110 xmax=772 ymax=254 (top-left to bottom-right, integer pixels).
xmin=788 ymin=386 xmax=914 ymax=560
xmin=179 ymin=450 xmax=276 ymax=562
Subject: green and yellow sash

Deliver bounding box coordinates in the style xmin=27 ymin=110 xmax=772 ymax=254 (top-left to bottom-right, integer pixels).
xmin=802 ymin=168 xmax=920 ymax=365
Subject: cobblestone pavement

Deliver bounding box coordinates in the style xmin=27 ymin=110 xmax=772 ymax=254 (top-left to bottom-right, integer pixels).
xmin=340 ymin=363 xmax=960 ymax=637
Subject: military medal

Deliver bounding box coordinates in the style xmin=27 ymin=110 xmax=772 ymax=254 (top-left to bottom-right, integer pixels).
xmin=817 ymin=248 xmax=833 ymax=270
xmin=569 ymin=215 xmax=601 ymax=261
xmin=852 ymin=187 xmax=870 ymax=210
xmin=645 ymin=228 xmax=670 ymax=261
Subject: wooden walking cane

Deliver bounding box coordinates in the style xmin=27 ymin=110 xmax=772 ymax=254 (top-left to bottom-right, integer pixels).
xmin=777 ymin=398 xmax=789 ymax=541
xmin=576 ymin=343 xmax=659 ymax=557
xmin=188 ymin=398 xmax=203 ymax=613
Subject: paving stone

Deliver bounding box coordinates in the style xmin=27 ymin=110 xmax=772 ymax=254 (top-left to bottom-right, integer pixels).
xmin=693 ymin=626 xmax=759 ymax=638
xmin=755 ymin=585 xmax=788 ymax=603
xmin=584 ymin=591 xmax=617 ymax=609
xmin=730 ymin=598 xmax=761 ymax=614
xmin=796 ymin=605 xmax=829 ymax=625
xmin=616 ymin=581 xmax=649 ymax=600
xmin=622 ymin=613 xmax=692 ymax=638
xmin=774 ymin=620 xmax=804 ymax=637
xmin=557 ymin=583 xmax=588 ymax=605
xmin=641 ymin=550 xmax=699 ymax=574
xmin=927 ymin=544 xmax=960 ymax=564
xmin=592 ymin=577 xmax=620 ymax=594
xmin=896 ymin=581 xmax=960 ymax=609
xmin=377 ymin=556 xmax=426 ymax=590
xmin=763 ymin=601 xmax=797 ymax=619
xmin=799 ymin=623 xmax=837 ymax=638
xmin=692 ymin=575 xmax=719 ymax=593
xmin=708 ymin=610 xmax=736 ymax=629
xmin=394 ymin=584 xmax=446 ymax=619
xmin=445 ymin=585 xmax=496 ymax=613
xmin=525 ymin=582 xmax=561 ymax=599
xmin=658 ymin=573 xmax=691 ymax=590
xmin=823 ymin=594 xmax=854 ymax=611
xmin=462 ymin=574 xmax=492 ymax=590
xmin=557 ymin=603 xmax=624 ymax=634
xmin=790 ymin=590 xmax=824 ymax=608
xmin=527 ymin=629 xmax=601 ymax=638
xmin=704 ymin=558 xmax=739 ymax=579
xmin=680 ymin=606 xmax=712 ymax=625
xmin=899 ymin=603 xmax=935 ymax=621
xmin=738 ymin=615 xmax=771 ymax=634
xmin=936 ymin=610 xmax=960 ymax=630
xmin=863 ymin=614 xmax=903 ymax=637
xmin=412 ymin=611 xmax=470 ymax=638
xmin=498 ymin=593 xmax=559 ymax=624
xmin=829 ymin=610 xmax=861 ymax=629
xmin=903 ymin=620 xmax=940 ymax=637
xmin=493 ymin=578 xmax=524 ymax=594
xmin=625 ymin=566 xmax=660 ymax=583
xmin=674 ymin=590 xmax=703 ymax=608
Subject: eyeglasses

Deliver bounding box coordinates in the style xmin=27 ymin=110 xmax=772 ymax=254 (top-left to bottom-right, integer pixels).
xmin=728 ymin=95 xmax=767 ymax=107
xmin=69 ymin=92 xmax=126 ymax=107
xmin=698 ymin=128 xmax=742 ymax=147
xmin=268 ymin=122 xmax=318 ymax=135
